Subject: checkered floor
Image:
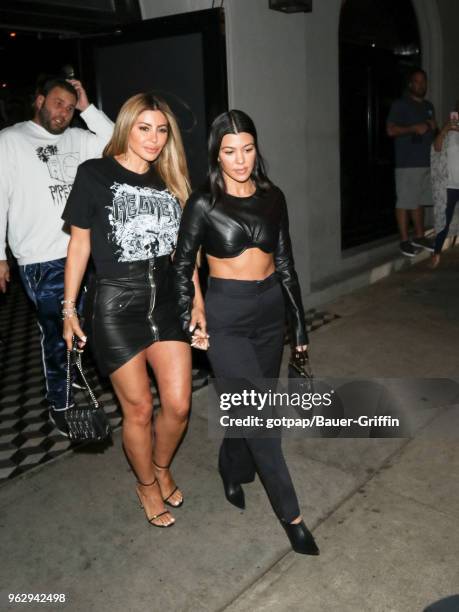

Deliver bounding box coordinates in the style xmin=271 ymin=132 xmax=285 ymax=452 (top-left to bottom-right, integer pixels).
xmin=0 ymin=275 xmax=339 ymax=483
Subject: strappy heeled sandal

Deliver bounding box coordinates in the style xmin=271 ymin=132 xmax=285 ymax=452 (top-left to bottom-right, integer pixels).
xmin=153 ymin=460 xmax=184 ymax=508
xmin=135 ymin=478 xmax=175 ymax=528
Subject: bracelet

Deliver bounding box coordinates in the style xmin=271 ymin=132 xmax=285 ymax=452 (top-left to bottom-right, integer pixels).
xmin=62 ymin=307 xmax=78 ymax=320
xmin=61 ymin=299 xmax=76 ymax=305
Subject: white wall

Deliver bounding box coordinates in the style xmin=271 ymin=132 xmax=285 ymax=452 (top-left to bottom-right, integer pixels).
xmin=139 ymin=0 xmax=210 ymax=19
xmin=436 ymin=0 xmax=459 ymax=121
xmin=224 ymin=1 xmax=310 ymax=292
xmin=412 ymin=0 xmax=443 ymax=120
xmin=303 ymin=0 xmax=341 ymax=284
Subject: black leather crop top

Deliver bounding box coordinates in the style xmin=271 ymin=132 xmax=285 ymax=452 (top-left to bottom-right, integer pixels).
xmin=173 ymin=185 xmax=308 ymax=346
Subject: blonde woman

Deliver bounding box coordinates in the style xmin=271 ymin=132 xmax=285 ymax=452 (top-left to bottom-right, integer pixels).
xmin=62 ymin=93 xmax=206 ymax=527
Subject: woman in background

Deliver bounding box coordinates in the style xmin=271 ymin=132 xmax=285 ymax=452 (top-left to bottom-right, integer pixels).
xmin=430 ymin=104 xmax=459 ymax=268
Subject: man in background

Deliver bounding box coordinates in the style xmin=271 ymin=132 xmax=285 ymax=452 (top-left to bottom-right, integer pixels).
xmin=387 ymin=68 xmax=437 ymax=257
xmin=0 ymin=76 xmax=113 ymax=435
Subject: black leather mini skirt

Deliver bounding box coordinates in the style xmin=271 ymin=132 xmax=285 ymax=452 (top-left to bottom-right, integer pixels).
xmin=85 ymin=256 xmax=187 ymax=377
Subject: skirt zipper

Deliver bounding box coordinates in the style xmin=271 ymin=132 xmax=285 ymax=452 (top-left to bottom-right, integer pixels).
xmin=147 ymin=260 xmax=159 ymax=340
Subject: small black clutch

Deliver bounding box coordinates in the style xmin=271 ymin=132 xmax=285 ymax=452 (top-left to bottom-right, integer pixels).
xmin=288 ymin=349 xmax=314 ymax=394
xmin=64 ymin=339 xmax=111 ymax=442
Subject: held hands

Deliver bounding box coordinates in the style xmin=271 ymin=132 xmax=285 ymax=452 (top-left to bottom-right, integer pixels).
xmin=66 ymin=79 xmax=90 ymax=112
xmin=292 ymin=345 xmax=309 ymax=371
xmin=189 ymin=305 xmax=209 ymax=351
xmin=0 ymin=260 xmax=10 ymax=293
xmin=295 ymin=345 xmax=308 ymax=352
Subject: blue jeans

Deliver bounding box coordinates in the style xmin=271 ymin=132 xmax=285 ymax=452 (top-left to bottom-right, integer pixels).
xmin=19 ymin=258 xmax=71 ymax=411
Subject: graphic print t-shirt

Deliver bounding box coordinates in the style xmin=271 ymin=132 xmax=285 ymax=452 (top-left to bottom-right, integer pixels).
xmin=62 ymin=157 xmax=182 ymax=273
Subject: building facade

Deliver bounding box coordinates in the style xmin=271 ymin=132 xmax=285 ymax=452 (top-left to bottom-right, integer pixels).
xmin=141 ymin=0 xmax=459 ymax=306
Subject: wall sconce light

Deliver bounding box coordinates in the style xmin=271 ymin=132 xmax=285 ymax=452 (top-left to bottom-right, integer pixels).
xmin=269 ymin=0 xmax=312 ymax=13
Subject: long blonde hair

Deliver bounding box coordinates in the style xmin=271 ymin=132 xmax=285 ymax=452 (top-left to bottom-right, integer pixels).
xmin=104 ymin=93 xmax=191 ymax=206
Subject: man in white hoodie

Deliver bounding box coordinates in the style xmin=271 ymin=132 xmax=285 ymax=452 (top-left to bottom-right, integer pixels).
xmin=0 ymin=76 xmax=113 ymax=435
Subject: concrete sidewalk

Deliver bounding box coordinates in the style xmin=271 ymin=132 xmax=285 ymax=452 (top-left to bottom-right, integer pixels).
xmin=1 ymin=249 xmax=459 ymax=612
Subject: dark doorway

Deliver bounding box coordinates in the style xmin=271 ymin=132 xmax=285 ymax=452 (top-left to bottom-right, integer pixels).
xmin=0 ymin=0 xmax=141 ymax=129
xmin=0 ymin=31 xmax=82 ymax=128
xmin=339 ymin=0 xmax=421 ymax=249
xmin=83 ymin=10 xmax=227 ymax=187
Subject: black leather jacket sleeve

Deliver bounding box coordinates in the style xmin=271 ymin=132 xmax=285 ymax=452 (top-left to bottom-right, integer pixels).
xmin=274 ymin=192 xmax=309 ymax=346
xmin=173 ymin=191 xmax=209 ymax=335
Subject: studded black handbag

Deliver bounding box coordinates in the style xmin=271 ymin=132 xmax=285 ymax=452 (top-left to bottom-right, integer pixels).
xmin=64 ymin=338 xmax=111 ymax=442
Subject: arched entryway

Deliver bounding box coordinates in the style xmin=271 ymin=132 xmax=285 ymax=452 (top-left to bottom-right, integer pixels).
xmin=339 ymin=0 xmax=422 ymax=249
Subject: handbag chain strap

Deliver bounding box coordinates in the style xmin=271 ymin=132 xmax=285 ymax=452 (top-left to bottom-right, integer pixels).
xmin=65 ymin=348 xmax=72 ymax=410
xmin=290 ymin=348 xmax=313 ymax=377
xmin=65 ymin=336 xmax=99 ymax=410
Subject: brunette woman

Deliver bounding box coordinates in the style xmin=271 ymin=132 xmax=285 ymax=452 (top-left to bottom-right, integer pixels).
xmin=174 ymin=110 xmax=319 ymax=555
xmin=62 ymin=93 xmax=206 ymax=527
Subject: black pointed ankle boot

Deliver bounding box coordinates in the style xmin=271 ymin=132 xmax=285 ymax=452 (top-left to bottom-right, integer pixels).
xmin=282 ymin=520 xmax=320 ymax=555
xmin=218 ymin=469 xmax=245 ymax=509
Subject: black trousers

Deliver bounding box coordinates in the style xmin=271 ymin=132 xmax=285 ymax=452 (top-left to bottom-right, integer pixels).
xmin=205 ymin=273 xmax=300 ymax=523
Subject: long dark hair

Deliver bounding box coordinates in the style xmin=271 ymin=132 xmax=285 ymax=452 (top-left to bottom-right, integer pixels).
xmin=208 ymin=109 xmax=272 ymax=205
